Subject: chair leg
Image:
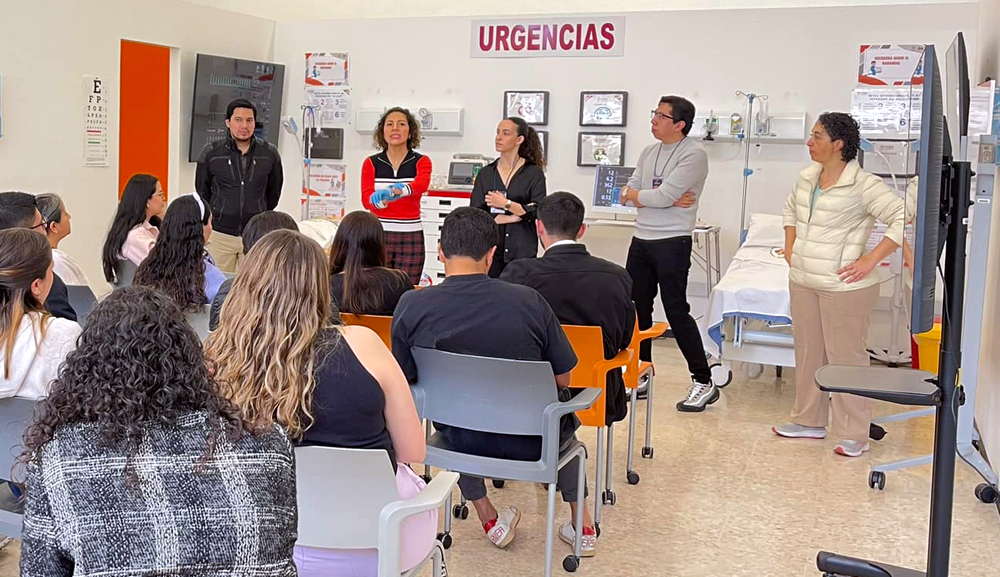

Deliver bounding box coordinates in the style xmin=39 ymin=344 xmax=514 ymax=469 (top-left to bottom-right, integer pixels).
xmin=545 ymin=483 xmax=557 ymax=577
xmin=574 ymin=450 xmax=585 ymax=559
xmin=605 ymin=425 xmax=614 ymax=495
xmin=594 ymin=426 xmax=604 ymax=527
xmin=626 ymin=387 xmax=638 ymax=474
xmin=642 ymin=375 xmax=655 ymax=459
xmin=423 ymin=421 xmax=432 ymax=481
xmin=444 ymin=490 xmax=453 ymax=534
xmin=603 ymin=425 xmax=616 ymax=506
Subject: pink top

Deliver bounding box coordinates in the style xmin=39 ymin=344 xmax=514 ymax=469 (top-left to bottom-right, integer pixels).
xmin=121 ymin=221 xmax=159 ymax=266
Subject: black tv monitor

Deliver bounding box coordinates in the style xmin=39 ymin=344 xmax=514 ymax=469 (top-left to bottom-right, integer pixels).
xmin=910 ymin=45 xmax=947 ymax=335
xmin=945 ymin=32 xmax=970 ymax=160
xmin=188 ymin=54 xmax=285 ymax=162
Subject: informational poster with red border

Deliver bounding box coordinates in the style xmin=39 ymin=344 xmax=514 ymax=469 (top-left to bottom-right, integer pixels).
xmin=305 ymin=53 xmax=349 ymax=86
xmin=858 ymin=44 xmax=925 ymax=86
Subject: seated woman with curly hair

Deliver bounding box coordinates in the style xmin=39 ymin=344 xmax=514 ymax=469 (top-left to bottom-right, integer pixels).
xmin=207 ymin=229 xmax=434 ymax=577
xmin=17 ymin=286 xmax=298 ymax=577
xmin=134 ymin=193 xmax=226 ymax=310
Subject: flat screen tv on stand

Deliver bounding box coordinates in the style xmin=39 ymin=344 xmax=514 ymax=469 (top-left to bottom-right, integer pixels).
xmin=814 ymin=43 xmax=974 ymax=577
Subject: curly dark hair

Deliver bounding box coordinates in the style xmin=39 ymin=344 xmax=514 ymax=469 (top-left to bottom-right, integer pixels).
xmin=18 ymin=286 xmax=248 ymax=477
xmin=372 ymin=107 xmax=422 ymax=150
xmin=505 ymin=117 xmax=547 ymax=170
xmin=818 ymin=112 xmax=861 ymax=162
xmin=134 ymin=195 xmax=210 ymax=312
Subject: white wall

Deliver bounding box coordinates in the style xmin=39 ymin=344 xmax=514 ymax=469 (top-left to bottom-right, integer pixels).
xmin=272 ymin=3 xmax=978 ymax=269
xmin=974 ymin=0 xmax=1000 ymax=482
xmin=0 ymin=0 xmax=275 ymax=288
xmin=187 ymin=0 xmax=971 ymax=22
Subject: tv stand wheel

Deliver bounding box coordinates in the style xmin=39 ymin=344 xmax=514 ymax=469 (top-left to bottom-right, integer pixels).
xmin=975 ymin=483 xmax=998 ymax=504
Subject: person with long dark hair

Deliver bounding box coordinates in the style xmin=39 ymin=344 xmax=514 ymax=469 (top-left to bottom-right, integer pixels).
xmin=101 ymin=174 xmax=165 ymax=283
xmin=134 ymin=194 xmax=225 ymax=311
xmin=17 ymin=286 xmax=297 ymax=577
xmin=206 ymin=230 xmax=434 ymax=577
xmin=330 ymin=211 xmax=413 ymax=315
xmin=360 ymin=107 xmax=433 ymax=284
xmin=471 ymin=116 xmax=547 ymax=277
xmin=0 ymin=229 xmax=80 ymax=400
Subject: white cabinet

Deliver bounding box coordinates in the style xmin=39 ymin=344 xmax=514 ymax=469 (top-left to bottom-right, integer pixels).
xmin=420 ymin=193 xmax=471 ymax=283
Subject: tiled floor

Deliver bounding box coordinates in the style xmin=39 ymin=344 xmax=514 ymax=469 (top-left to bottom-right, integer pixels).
xmin=1 ymin=340 xmax=998 ymax=576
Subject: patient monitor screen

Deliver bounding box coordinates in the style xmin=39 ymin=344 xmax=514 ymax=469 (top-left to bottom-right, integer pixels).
xmin=592 ymin=166 xmax=636 ymax=213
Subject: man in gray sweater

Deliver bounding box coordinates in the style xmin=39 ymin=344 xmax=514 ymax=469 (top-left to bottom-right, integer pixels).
xmin=619 ymin=95 xmax=718 ymax=412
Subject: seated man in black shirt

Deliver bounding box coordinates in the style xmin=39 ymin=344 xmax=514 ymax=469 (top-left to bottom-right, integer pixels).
xmin=392 ymin=207 xmax=598 ymax=556
xmin=501 ymin=192 xmax=635 ymax=426
xmin=0 ymin=192 xmax=77 ymax=321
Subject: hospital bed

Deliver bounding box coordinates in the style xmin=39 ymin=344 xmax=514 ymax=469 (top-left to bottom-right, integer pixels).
xmin=701 ymin=213 xmax=795 ymax=386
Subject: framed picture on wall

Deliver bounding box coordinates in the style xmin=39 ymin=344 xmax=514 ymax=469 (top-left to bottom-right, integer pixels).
xmin=537 ymin=130 xmax=548 ymax=162
xmin=504 ymin=91 xmax=549 ymax=125
xmin=580 ymin=91 xmax=628 ymax=126
xmin=577 ymin=132 xmax=626 ymax=167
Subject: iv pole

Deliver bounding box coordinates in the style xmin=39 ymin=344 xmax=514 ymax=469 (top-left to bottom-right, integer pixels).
xmin=735 ymin=91 xmax=768 ymax=233
xmin=301 ymin=105 xmax=316 ymax=220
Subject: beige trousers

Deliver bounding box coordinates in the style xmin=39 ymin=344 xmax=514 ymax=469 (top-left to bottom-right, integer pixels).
xmin=206 ymin=231 xmax=243 ymax=274
xmin=789 ymin=281 xmax=879 ymax=441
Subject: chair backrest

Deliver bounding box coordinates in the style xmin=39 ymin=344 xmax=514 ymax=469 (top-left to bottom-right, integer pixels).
xmin=113 ymin=259 xmax=137 ymax=289
xmin=561 ymin=324 xmax=608 ymax=428
xmin=185 ymin=305 xmax=212 ymax=341
xmin=0 ymin=397 xmax=36 ymax=476
xmin=411 ymin=347 xmax=558 ymax=437
xmin=65 ymin=285 xmax=98 ymax=327
xmin=624 ymin=316 xmax=667 ymax=388
xmin=341 ymin=313 xmax=393 ymax=350
xmin=294 ymin=446 xmax=397 ymax=549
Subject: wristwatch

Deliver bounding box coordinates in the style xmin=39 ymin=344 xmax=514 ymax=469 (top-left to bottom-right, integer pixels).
xmin=504 ymin=199 xmax=512 ymax=210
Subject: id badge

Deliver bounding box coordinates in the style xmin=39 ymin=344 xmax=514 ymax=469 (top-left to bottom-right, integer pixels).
xmin=652 ymin=178 xmax=663 ymax=189
xmin=490 ymin=191 xmax=507 ymax=214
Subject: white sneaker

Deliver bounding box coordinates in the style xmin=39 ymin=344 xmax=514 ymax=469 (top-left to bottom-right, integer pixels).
xmin=676 ymin=380 xmax=720 ymax=412
xmin=559 ymin=522 xmax=597 ymax=557
xmin=772 ymin=423 xmax=828 ymax=439
xmin=484 ymin=506 xmax=520 ymax=549
xmin=834 ymin=440 xmax=870 ymax=457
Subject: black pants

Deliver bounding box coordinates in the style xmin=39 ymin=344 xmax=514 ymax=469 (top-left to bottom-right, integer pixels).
xmin=626 ymin=236 xmax=711 ymax=384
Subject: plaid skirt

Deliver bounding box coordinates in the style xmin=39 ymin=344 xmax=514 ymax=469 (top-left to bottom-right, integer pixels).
xmin=384 ymin=230 xmax=426 ymax=284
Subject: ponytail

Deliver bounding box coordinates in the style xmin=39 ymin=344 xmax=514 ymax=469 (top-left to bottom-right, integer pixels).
xmin=506 ymin=117 xmax=547 ymax=171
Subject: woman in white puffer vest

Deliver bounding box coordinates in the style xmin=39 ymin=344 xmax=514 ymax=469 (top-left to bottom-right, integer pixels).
xmin=773 ymin=112 xmax=905 ymax=458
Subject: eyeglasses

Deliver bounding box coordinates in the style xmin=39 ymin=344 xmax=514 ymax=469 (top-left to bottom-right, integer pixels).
xmin=30 ymin=221 xmax=49 ymax=231
xmin=650 ymin=111 xmax=676 ymax=122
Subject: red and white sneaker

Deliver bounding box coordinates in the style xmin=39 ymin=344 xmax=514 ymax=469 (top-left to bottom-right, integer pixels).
xmin=834 ymin=440 xmax=870 ymax=457
xmin=559 ymin=523 xmax=597 ymax=557
xmin=484 ymin=506 xmax=521 ymax=549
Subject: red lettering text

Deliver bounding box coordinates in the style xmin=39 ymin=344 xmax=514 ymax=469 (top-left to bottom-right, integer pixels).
xmin=479 ymin=26 xmax=494 ymax=51
xmin=527 ymin=24 xmax=541 ymax=51
xmin=559 ymin=24 xmax=574 ymax=50
xmin=496 ymin=25 xmax=510 ymax=51
xmin=542 ymin=24 xmax=557 ymax=50
xmin=600 ymin=23 xmax=615 ymax=49
xmin=510 ymin=25 xmax=526 ymax=50
xmin=582 ymin=24 xmax=599 ymax=50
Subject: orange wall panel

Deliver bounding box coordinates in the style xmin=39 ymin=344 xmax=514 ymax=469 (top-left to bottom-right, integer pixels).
xmin=119 ymin=41 xmax=170 ymax=199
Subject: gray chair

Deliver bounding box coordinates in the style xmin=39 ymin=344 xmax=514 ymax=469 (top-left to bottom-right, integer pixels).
xmin=295 ymin=446 xmax=458 ymax=577
xmin=65 ymin=285 xmax=98 ymax=327
xmin=185 ymin=305 xmax=212 ymax=342
xmin=410 ymin=347 xmax=600 ymax=576
xmin=113 ymin=259 xmax=137 ymax=289
xmin=0 ymin=397 xmax=37 ymax=538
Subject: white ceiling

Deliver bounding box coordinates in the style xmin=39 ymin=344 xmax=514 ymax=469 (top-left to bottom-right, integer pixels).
xmin=181 ymin=0 xmax=970 ymax=22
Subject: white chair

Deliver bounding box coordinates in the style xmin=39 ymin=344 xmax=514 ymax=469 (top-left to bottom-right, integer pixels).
xmin=185 ymin=304 xmax=211 ymax=341
xmin=295 ymin=446 xmax=458 ymax=577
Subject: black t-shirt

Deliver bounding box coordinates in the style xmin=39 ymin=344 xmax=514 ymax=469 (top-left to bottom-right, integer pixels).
xmin=330 ymin=268 xmax=413 ymax=316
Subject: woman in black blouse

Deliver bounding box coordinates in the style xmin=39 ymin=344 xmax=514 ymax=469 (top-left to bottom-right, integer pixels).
xmin=471 ymin=117 xmax=547 ymax=277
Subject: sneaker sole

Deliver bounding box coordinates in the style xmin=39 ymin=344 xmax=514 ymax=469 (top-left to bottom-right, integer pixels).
xmin=834 ymin=445 xmax=870 ymax=457
xmin=676 ymin=387 xmax=720 ymax=412
xmin=772 ymin=427 xmax=827 ymax=439
xmin=492 ymin=509 xmax=521 ymax=549
xmin=559 ymin=531 xmax=596 ymax=558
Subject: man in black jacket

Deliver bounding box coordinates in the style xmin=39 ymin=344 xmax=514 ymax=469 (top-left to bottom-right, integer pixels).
xmin=195 ymin=98 xmax=283 ymax=273
xmin=501 ymin=192 xmax=635 ymax=426
xmin=0 ymin=192 xmax=77 ymax=322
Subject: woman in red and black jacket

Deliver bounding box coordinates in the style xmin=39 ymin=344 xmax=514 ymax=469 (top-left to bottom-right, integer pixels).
xmin=361 ymin=107 xmax=432 ymax=284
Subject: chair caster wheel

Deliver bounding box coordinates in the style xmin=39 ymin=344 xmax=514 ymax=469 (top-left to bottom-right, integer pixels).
xmin=869 ymin=423 xmax=887 ymax=441
xmin=562 ymin=555 xmax=579 ymax=572
xmin=594 ymin=523 xmax=601 ymax=538
xmin=975 ymin=483 xmax=999 ymax=504
xmin=641 ymin=446 xmax=654 ymax=459
xmin=601 ymin=490 xmax=616 ymax=505
xmin=453 ymin=504 xmax=469 ymax=519
xmin=437 ymin=532 xmax=453 ymax=549
xmin=492 ymin=479 xmax=505 ymax=488
xmin=710 ymin=363 xmax=733 ymax=388
xmin=973 ymin=439 xmax=982 ymax=452
xmin=626 ymin=471 xmax=640 ymax=485
xmin=421 ymin=474 xmax=432 ymax=484
xmin=868 ymin=471 xmax=886 ymax=490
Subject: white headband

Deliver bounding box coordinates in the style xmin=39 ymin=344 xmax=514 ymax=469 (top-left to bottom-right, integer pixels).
xmin=182 ymin=192 xmax=206 ymax=220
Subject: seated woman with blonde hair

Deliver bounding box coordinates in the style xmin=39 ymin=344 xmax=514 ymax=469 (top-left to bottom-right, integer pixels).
xmin=206 ymin=229 xmax=436 ymax=577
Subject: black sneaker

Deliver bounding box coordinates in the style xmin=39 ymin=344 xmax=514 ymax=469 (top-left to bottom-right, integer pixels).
xmin=676 ymin=380 xmax=720 ymax=412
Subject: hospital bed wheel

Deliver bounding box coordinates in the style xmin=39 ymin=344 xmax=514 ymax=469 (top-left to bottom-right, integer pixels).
xmin=975 ymin=483 xmax=998 ymax=504
xmin=776 ymin=366 xmax=783 ymax=378
xmin=626 ymin=471 xmax=640 ymax=485
xmin=710 ymin=363 xmax=733 ymax=388
xmin=453 ymin=504 xmax=469 ymax=519
xmin=602 ymin=490 xmax=616 ymax=505
xmin=437 ymin=532 xmax=453 ymax=549
xmin=641 ymin=446 xmax=654 ymax=459
xmin=868 ymin=471 xmax=886 ymax=491
xmin=563 ymin=555 xmax=580 ymax=572
xmin=492 ymin=479 xmax=505 ymax=488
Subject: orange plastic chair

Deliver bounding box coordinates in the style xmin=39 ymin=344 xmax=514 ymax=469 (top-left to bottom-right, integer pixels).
xmin=340 ymin=313 xmax=393 ymax=350
xmin=561 ymin=324 xmax=632 ymax=532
